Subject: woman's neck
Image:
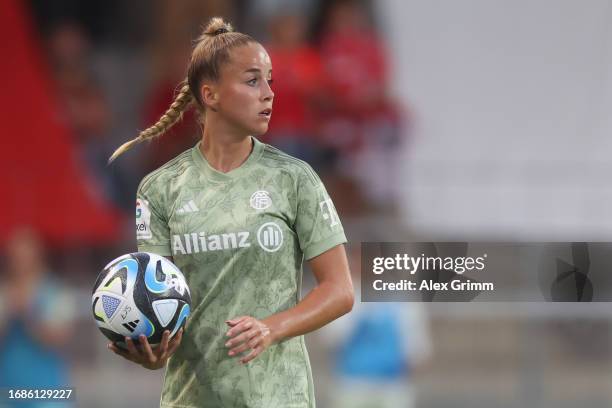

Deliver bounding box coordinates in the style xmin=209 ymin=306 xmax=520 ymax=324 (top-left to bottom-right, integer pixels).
xmin=200 ymin=123 xmax=253 ymax=173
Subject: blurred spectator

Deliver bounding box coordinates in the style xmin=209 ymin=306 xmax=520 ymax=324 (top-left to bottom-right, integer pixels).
xmin=318 ymin=0 xmax=388 ymax=115
xmin=46 ymin=22 xmax=89 ymax=73
xmin=48 ymin=24 xmax=110 ymax=148
xmin=46 ymin=23 xmax=128 ymax=209
xmin=316 ymin=0 xmax=406 ymax=212
xmin=317 ymin=246 xmax=431 ymax=408
xmin=0 ymin=228 xmax=75 ymax=407
xmin=263 ymin=13 xmax=327 ymax=166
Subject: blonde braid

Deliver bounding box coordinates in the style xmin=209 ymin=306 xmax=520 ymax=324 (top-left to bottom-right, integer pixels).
xmin=108 ymin=80 xmax=194 ymax=163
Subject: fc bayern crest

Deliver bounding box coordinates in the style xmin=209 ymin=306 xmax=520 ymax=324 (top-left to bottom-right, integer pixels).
xmin=250 ymin=190 xmax=271 ymax=210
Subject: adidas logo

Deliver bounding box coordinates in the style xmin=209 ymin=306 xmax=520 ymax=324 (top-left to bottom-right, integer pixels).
xmin=122 ymin=319 xmax=140 ymax=332
xmin=176 ymin=200 xmax=199 ymax=214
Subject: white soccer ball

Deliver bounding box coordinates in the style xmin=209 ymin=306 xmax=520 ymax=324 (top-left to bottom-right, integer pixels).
xmin=92 ymin=252 xmax=191 ymax=348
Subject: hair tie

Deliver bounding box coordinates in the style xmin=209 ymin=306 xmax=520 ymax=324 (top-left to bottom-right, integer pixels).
xmin=214 ymin=27 xmax=229 ymax=35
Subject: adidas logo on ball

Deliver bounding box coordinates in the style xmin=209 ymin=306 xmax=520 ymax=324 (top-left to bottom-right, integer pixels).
xmin=122 ymin=319 xmax=140 ymax=333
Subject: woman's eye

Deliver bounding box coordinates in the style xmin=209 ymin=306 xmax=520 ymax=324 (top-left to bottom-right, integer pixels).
xmin=267 ymin=79 xmax=274 ymax=86
xmin=247 ymin=78 xmax=257 ymax=86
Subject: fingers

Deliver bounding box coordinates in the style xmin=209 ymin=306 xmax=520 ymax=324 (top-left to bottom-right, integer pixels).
xmin=167 ymin=328 xmax=184 ymax=355
xmin=125 ymin=337 xmax=142 ymax=359
xmin=159 ymin=330 xmax=171 ymax=358
xmin=247 ymin=335 xmax=263 ymax=350
xmin=228 ymin=331 xmax=259 ymax=356
xmin=240 ymin=345 xmax=263 ymax=364
xmin=225 ymin=316 xmax=249 ymax=327
xmin=109 ymin=331 xmax=180 ymax=369
xmin=172 ymin=327 xmax=184 ymax=344
xmin=226 ymin=318 xmax=253 ymax=338
xmin=108 ymin=342 xmax=136 ymax=362
xmin=139 ymin=334 xmax=157 ymax=363
xmin=226 ymin=327 xmax=258 ymax=349
xmin=224 ymin=316 xmax=273 ymax=364
xmin=229 ymin=335 xmax=261 ymax=357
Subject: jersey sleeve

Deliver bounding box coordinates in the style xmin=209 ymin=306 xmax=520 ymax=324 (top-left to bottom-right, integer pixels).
xmin=136 ymin=179 xmax=172 ymax=256
xmin=294 ymin=164 xmax=347 ymax=260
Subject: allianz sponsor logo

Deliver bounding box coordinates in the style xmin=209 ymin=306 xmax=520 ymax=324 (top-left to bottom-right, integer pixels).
xmin=172 ymin=222 xmax=283 ymax=255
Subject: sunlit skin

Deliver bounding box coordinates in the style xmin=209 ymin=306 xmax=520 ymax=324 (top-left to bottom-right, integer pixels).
xmin=200 ymin=42 xmax=275 ymax=173
xmin=109 ymin=42 xmax=354 ymax=369
xmin=225 ymin=245 xmax=353 ymax=364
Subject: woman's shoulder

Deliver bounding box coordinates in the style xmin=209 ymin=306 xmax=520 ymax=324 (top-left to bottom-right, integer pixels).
xmin=259 ymin=143 xmax=319 ymax=185
xmin=138 ymin=147 xmax=195 ymax=194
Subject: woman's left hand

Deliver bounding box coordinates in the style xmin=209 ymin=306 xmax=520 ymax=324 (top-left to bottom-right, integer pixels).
xmin=225 ymin=316 xmax=275 ymax=364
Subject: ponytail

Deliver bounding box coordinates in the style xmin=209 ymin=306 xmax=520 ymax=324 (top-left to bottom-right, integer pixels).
xmin=109 ymin=17 xmax=255 ymax=163
xmin=108 ymin=80 xmax=193 ymax=163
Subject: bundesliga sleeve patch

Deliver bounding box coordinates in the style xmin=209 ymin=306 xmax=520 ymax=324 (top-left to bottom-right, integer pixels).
xmin=136 ymin=198 xmax=152 ymax=240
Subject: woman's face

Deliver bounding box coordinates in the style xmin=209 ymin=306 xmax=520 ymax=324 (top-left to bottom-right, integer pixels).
xmin=210 ymin=42 xmax=274 ymax=136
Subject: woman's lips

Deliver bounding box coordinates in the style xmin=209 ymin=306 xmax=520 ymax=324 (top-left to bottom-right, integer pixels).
xmin=258 ymin=108 xmax=272 ymax=119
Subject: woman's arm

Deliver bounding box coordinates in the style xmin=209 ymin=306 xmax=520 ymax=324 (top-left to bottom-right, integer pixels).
xmin=225 ymin=244 xmax=354 ymax=364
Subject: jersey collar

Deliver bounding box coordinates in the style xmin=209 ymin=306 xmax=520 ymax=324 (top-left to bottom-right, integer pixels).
xmin=192 ymin=136 xmax=264 ymax=182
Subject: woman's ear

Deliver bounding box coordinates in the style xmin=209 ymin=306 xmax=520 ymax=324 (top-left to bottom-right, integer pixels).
xmin=201 ymin=83 xmax=219 ymax=112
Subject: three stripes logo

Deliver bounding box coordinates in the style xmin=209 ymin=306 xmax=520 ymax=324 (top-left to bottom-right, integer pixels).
xmin=122 ymin=319 xmax=140 ymax=333
xmin=176 ymin=200 xmax=199 ymax=215
xmin=257 ymin=222 xmax=283 ymax=252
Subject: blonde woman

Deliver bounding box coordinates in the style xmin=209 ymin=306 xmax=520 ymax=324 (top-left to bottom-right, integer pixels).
xmin=108 ymin=17 xmax=353 ymax=408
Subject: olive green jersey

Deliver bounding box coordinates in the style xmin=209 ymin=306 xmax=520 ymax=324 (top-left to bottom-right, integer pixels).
xmin=136 ymin=137 xmax=346 ymax=408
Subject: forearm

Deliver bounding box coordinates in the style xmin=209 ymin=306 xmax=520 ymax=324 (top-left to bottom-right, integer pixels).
xmin=263 ymin=280 xmax=353 ymax=343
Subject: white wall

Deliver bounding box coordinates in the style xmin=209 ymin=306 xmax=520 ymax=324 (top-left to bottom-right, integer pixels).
xmin=378 ymin=0 xmax=612 ymax=239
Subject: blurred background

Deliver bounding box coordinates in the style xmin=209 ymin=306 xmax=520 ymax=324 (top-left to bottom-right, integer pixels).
xmin=2 ymin=0 xmax=612 ymax=406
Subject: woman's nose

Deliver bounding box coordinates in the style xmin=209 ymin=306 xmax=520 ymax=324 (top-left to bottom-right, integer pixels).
xmin=262 ymin=83 xmax=274 ymax=101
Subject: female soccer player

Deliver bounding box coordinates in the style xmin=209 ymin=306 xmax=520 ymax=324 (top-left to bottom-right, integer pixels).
xmin=107 ymin=17 xmax=354 ymax=407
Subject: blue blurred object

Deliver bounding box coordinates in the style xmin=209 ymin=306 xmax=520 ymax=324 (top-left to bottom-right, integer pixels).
xmin=0 ymin=279 xmax=72 ymax=408
xmin=335 ymin=304 xmax=408 ymax=379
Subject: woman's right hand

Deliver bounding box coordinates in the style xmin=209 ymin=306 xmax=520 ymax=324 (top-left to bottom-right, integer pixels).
xmin=108 ymin=328 xmax=183 ymax=370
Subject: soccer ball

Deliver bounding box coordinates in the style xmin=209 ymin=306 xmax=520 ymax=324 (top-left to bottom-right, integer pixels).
xmin=92 ymin=252 xmax=191 ymax=348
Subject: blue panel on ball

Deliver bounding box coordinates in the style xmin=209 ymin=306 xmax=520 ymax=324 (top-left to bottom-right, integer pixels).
xmin=105 ymin=258 xmax=139 ymax=294
xmin=131 ymin=314 xmax=156 ymax=338
xmin=101 ymin=295 xmax=121 ymax=319
xmin=171 ymin=303 xmax=191 ymax=336
xmin=144 ymin=258 xmax=168 ymax=293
